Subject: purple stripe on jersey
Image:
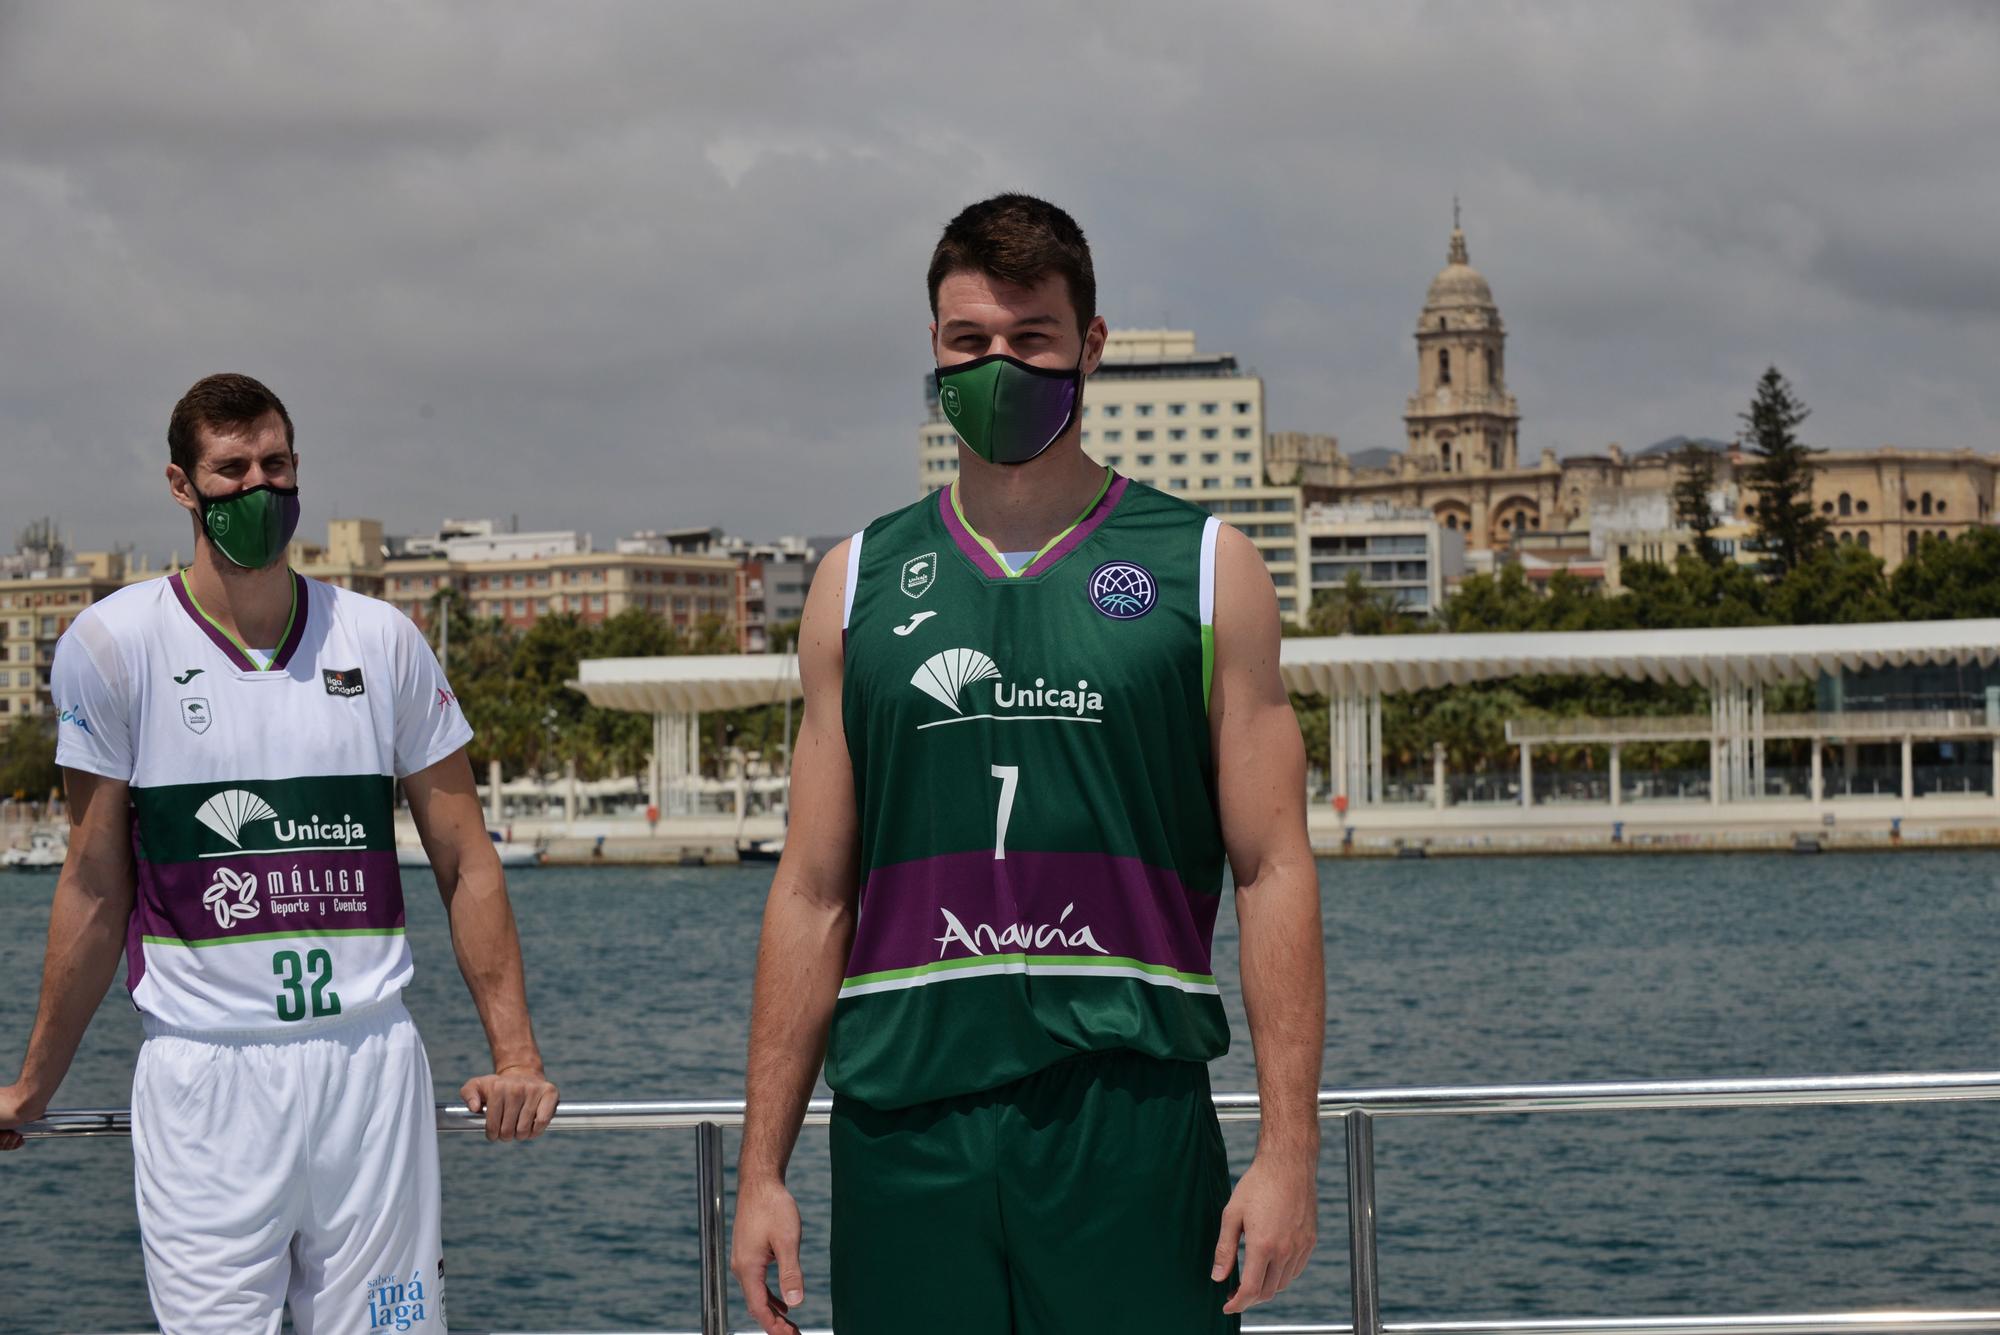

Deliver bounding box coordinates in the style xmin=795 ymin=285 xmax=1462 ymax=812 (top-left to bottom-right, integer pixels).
xmin=937 ymin=488 xmax=1011 ymax=579
xmin=270 ymin=572 xmax=312 ymax=670
xmin=133 ymin=849 xmax=405 ymax=946
xmin=843 ymin=848 xmax=1219 ymax=980
xmin=125 ymin=820 xmax=147 ymax=992
xmin=167 ymin=572 xmax=258 ymax=672
xmin=1019 ymin=474 xmax=1129 ymax=577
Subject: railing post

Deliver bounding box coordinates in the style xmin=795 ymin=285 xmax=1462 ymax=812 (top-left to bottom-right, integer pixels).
xmin=1345 ymin=1109 xmax=1383 ymax=1335
xmin=697 ymin=1120 xmax=727 ymax=1335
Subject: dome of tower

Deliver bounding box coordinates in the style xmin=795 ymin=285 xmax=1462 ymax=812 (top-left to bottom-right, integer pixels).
xmin=1423 ymin=227 xmax=1495 ymax=312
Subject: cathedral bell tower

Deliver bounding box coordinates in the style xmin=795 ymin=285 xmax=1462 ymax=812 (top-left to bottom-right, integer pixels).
xmin=1404 ymin=207 xmax=1520 ymax=476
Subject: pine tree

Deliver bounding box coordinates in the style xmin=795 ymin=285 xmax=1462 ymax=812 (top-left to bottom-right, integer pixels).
xmin=1740 ymin=367 xmax=1828 ymax=575
xmin=1670 ymin=441 xmax=1721 ymax=564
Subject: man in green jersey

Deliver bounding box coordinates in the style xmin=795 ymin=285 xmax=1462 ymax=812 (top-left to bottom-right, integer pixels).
xmin=732 ymin=195 xmax=1324 ymax=1334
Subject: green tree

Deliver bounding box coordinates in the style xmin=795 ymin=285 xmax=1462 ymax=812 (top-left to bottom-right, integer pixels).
xmin=1307 ymin=572 xmax=1414 ymax=636
xmin=1740 ymin=367 xmax=1828 ymax=576
xmin=1765 ymin=542 xmax=1893 ymax=624
xmin=0 ymin=715 xmax=58 ymax=802
xmin=1671 ymin=442 xmax=1722 ymax=564
xmin=1612 ymin=553 xmax=1770 ymax=629
xmin=1889 ymin=527 xmax=2000 ymax=620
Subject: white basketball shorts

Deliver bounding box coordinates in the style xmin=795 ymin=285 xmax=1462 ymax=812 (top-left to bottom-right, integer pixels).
xmin=131 ymin=995 xmax=446 ymax=1334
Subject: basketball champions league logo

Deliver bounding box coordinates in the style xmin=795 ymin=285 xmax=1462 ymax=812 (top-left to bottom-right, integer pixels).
xmin=1088 ymin=560 xmax=1156 ymax=619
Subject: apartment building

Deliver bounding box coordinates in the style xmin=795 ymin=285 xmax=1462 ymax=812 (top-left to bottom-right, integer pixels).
xmin=284 ymin=518 xmax=742 ymax=641
xmin=1303 ymin=503 xmax=1465 ymax=618
xmin=0 ymin=547 xmax=146 ymax=720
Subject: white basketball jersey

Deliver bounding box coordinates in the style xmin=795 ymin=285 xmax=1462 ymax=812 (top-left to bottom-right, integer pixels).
xmin=52 ymin=571 xmax=472 ymax=1032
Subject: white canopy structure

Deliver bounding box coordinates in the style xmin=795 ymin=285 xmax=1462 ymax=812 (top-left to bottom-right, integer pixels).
xmin=570 ymin=655 xmax=801 ymax=815
xmin=575 ymin=621 xmax=2000 ymax=814
xmin=1282 ymin=620 xmax=2000 ymax=809
xmin=1278 ymin=620 xmax=2000 ymax=696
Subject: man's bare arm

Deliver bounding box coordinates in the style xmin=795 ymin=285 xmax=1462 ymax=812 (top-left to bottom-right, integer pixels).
xmin=406 ymin=749 xmax=558 ymax=1142
xmin=1206 ymin=524 xmax=1325 ymax=1313
xmin=0 ymin=769 xmax=137 ymax=1149
xmin=731 ymin=539 xmax=861 ymax=1335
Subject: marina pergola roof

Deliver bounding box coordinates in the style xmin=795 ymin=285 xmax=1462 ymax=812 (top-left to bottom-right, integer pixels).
xmin=1278 ymin=620 xmax=2000 ymax=697
xmin=570 ymin=621 xmax=2000 ymax=715
xmin=570 ymin=655 xmax=801 ymax=714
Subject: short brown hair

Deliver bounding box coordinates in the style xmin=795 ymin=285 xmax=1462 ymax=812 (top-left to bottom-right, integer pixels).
xmin=927 ymin=194 xmax=1096 ymax=333
xmin=168 ymin=373 xmax=294 ymax=476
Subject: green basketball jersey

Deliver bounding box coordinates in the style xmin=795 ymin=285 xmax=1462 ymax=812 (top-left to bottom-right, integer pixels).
xmin=827 ymin=470 xmax=1230 ymax=1109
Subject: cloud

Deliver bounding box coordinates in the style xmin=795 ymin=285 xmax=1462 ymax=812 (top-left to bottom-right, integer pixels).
xmin=2 ymin=0 xmax=1997 ymax=557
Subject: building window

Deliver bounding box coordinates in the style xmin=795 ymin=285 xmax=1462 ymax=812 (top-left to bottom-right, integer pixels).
xmin=1234 ymin=451 xmax=1253 ymax=464
xmin=1169 ymin=452 xmax=1187 ymax=465
xmin=1201 ymin=477 xmax=1220 ymax=490
xmin=1857 ymin=531 xmax=1871 ymax=550
xmin=1201 ymin=403 xmax=1219 ymax=415
xmin=1857 ymin=500 xmax=1869 ymax=515
xmin=1136 ymin=404 xmax=1154 ymax=417
xmin=1104 ymin=430 xmax=1122 ymax=442
xmin=1938 ymin=500 xmax=1947 ymax=515
xmin=1233 ymin=427 xmax=1252 ymax=440
xmin=1839 ymin=493 xmax=1852 ymax=516
xmin=1821 ymin=501 xmax=1835 ymax=514
xmin=1201 ymin=428 xmax=1219 ymax=440
xmin=1080 ymin=430 xmax=1092 ymax=443
xmin=1136 ymin=429 xmax=1154 ymax=441
xmin=1234 ymin=401 xmax=1253 ymax=414
xmin=1105 ymin=454 xmax=1123 ymax=467
xmin=1922 ymin=492 xmax=1934 ymax=515
xmin=1169 ymin=478 xmax=1188 ymax=491
xmin=1168 ymin=403 xmax=1186 ymax=416
xmin=1444 ymin=515 xmax=1459 ymax=530
xmin=1234 ymin=477 xmax=1254 ymax=489
xmin=1137 ymin=453 xmax=1155 ymax=466
xmin=1169 ymin=428 xmax=1186 ymax=441
xmin=1439 ymin=349 xmax=1452 ymax=385
xmin=1102 ymin=405 xmax=1121 ymax=417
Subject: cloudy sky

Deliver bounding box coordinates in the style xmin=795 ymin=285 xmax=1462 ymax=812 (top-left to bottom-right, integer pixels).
xmin=3 ymin=1 xmax=1997 ymax=558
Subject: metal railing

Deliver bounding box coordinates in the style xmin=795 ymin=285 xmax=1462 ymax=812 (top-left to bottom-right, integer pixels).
xmin=24 ymin=1070 xmax=2000 ymax=1335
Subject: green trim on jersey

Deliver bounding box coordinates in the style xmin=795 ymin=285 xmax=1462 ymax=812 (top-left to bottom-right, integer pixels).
xmin=947 ymin=466 xmax=1113 ymax=578
xmin=141 ymin=926 xmax=408 ymax=949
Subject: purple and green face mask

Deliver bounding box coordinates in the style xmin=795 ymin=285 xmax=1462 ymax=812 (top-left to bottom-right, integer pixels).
xmin=194 ymin=482 xmax=301 ymax=570
xmin=935 ymin=352 xmax=1082 ymax=466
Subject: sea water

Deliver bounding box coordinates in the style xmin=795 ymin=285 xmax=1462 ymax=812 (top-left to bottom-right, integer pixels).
xmin=4 ymin=853 xmax=1998 ymax=1330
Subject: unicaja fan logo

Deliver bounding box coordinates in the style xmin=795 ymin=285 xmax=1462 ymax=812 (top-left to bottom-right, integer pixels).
xmin=910 ymin=648 xmax=999 ymax=715
xmin=910 ymin=648 xmax=1105 ymax=728
xmin=192 ymin=788 xmax=367 ymax=854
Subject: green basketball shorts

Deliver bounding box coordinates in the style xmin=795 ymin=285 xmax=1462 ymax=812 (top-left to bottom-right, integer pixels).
xmin=829 ymin=1048 xmax=1239 ymax=1335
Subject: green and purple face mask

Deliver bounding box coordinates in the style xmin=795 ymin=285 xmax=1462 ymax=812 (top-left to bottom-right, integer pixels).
xmin=935 ymin=352 xmax=1082 ymax=465
xmin=195 ymin=482 xmax=301 ymax=570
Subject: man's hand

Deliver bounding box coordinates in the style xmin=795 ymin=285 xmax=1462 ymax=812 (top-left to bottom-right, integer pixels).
xmin=0 ymin=1082 xmax=48 ymax=1152
xmin=731 ymin=1176 xmax=806 ymax=1335
xmin=1211 ymin=1149 xmax=1319 ymax=1315
xmin=459 ymin=1066 xmax=558 ymax=1142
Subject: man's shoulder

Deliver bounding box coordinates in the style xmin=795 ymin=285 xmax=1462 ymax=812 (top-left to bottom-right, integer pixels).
xmin=57 ymin=577 xmax=174 ymax=670
xmin=1115 ymin=476 xmax=1214 ymax=525
xmin=69 ymin=575 xmax=174 ymax=637
xmin=861 ymin=491 xmax=941 ymax=542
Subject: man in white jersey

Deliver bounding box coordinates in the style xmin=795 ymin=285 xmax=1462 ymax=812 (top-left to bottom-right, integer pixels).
xmin=0 ymin=373 xmax=560 ymax=1334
